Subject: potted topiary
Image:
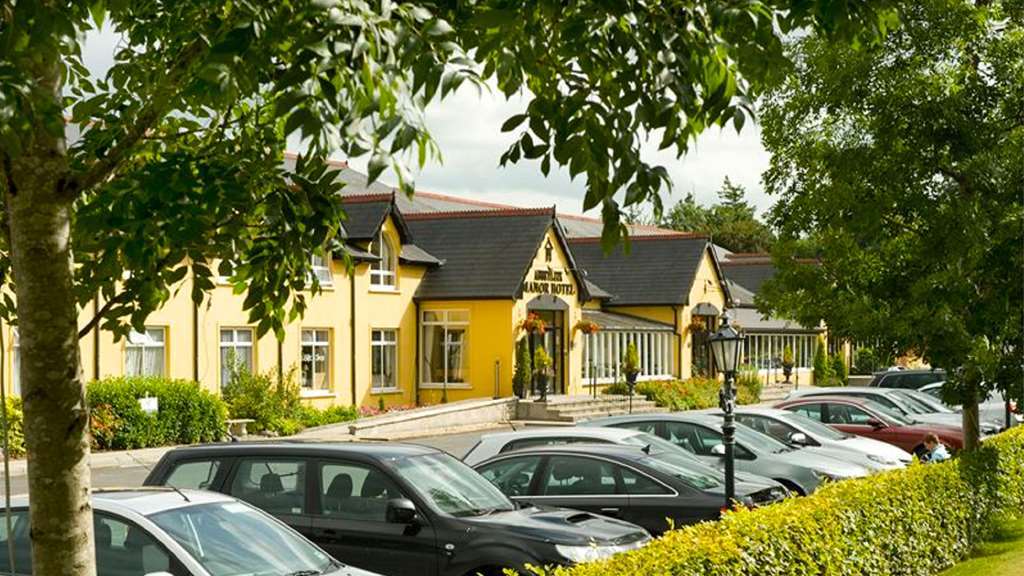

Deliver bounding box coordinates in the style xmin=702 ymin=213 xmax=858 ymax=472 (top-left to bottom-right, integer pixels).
xmin=622 ymin=342 xmax=641 ymax=413
xmin=533 ymin=346 xmax=553 ymax=402
xmin=782 ymin=345 xmax=795 ymax=383
xmin=513 ymin=338 xmax=531 ymax=399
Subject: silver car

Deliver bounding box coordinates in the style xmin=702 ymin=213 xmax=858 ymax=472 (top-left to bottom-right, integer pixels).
xmin=463 ymin=426 xmax=787 ymax=491
xmin=730 ymin=407 xmax=912 ymax=470
xmin=0 ymin=488 xmax=377 ymax=576
xmin=919 ymin=382 xmax=1021 ymax=429
xmin=582 ymin=413 xmax=871 ymax=495
xmin=785 ymin=386 xmax=1002 ymax=435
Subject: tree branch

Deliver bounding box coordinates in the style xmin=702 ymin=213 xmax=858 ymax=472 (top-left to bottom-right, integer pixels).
xmin=77 ymin=292 xmax=128 ymax=340
xmin=62 ymin=37 xmax=210 ymax=200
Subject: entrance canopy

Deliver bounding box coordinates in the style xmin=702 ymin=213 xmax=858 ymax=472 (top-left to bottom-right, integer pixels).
xmin=527 ymin=294 xmax=570 ymax=312
xmin=691 ymin=302 xmax=720 ymax=317
xmin=582 ymin=310 xmax=673 ymax=332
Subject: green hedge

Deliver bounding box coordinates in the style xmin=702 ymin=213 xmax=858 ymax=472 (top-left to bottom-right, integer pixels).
xmin=0 ymin=397 xmax=24 ymax=458
xmin=527 ymin=426 xmax=1024 ymax=576
xmin=88 ymin=377 xmax=227 ymax=450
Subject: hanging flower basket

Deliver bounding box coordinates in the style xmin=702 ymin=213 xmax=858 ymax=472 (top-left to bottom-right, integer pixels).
xmin=574 ymin=319 xmax=600 ymax=335
xmin=520 ymin=312 xmax=547 ymax=335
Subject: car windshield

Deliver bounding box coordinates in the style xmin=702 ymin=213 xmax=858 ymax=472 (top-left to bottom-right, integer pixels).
xmin=863 ymin=400 xmax=913 ymax=425
xmin=149 ymin=501 xmax=334 ymax=576
xmin=390 ymin=453 xmax=514 ymax=517
xmin=643 ymin=451 xmax=721 ymax=490
xmin=894 ymin=390 xmax=954 ymax=413
xmin=777 ymin=411 xmax=850 ymax=441
xmin=733 ymin=422 xmax=792 ymax=454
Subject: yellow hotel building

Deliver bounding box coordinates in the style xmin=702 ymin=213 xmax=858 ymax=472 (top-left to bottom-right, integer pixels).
xmin=0 ymin=163 xmax=738 ymax=408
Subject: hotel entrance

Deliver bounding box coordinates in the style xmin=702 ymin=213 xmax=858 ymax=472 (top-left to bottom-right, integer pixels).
xmin=690 ymin=303 xmax=721 ymax=378
xmin=527 ymin=296 xmax=567 ymax=396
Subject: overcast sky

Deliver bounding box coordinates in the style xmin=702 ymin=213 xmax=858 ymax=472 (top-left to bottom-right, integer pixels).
xmin=82 ymin=27 xmax=772 ymax=219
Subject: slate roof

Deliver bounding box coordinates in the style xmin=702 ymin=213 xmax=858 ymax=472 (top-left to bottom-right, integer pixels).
xmin=569 ymin=234 xmax=720 ymax=306
xmin=720 ymin=255 xmax=776 ymax=296
xmin=731 ymin=307 xmax=823 ymax=333
xmin=400 ymin=244 xmax=443 ymax=266
xmin=406 ymin=208 xmax=586 ymax=301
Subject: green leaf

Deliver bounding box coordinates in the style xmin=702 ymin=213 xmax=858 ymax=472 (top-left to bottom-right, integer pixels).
xmin=367 ymin=153 xmax=388 ymax=184
xmin=501 ymin=114 xmax=527 ymax=132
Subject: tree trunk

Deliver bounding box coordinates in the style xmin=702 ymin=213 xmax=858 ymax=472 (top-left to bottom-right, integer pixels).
xmin=4 ymin=70 xmax=96 ymax=575
xmin=962 ymin=383 xmax=981 ymax=452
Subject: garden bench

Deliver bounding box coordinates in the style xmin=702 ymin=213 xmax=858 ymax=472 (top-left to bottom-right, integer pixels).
xmin=226 ymin=418 xmax=256 ymax=437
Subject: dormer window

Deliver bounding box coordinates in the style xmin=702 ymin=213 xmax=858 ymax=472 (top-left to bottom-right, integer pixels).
xmin=370 ymin=232 xmax=396 ymax=289
xmin=310 ymin=253 xmax=332 ymax=285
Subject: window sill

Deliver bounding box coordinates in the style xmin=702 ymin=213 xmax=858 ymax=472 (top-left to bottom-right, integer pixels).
xmin=300 ymin=389 xmax=334 ymax=399
xmin=371 ymin=388 xmax=404 ymax=395
xmin=369 ymin=286 xmax=398 ymax=293
xmin=419 ymin=383 xmax=473 ymax=390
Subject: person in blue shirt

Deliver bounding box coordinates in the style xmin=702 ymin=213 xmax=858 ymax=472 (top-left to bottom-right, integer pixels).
xmin=922 ymin=433 xmax=951 ymax=463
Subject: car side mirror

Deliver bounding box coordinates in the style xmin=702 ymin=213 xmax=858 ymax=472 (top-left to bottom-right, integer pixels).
xmin=867 ymin=418 xmax=886 ymax=429
xmin=789 ymin=432 xmax=810 ymax=446
xmin=386 ymin=498 xmax=418 ymax=524
xmin=710 ymin=444 xmax=726 ymax=456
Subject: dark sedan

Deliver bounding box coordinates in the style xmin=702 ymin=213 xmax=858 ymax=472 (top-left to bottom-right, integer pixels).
xmin=144 ymin=442 xmax=650 ymax=576
xmin=775 ymin=396 xmax=964 ymax=455
xmin=473 ymin=444 xmax=787 ymax=535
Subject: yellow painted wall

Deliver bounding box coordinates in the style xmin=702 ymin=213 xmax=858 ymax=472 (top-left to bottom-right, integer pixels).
xmin=511 ymin=228 xmax=586 ymax=395
xmin=416 ymin=299 xmax=515 ymax=405
xmin=680 ymin=249 xmax=727 ymax=380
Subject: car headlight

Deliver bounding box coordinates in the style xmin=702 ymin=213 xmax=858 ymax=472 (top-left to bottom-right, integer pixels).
xmin=555 ymin=539 xmax=648 ymax=564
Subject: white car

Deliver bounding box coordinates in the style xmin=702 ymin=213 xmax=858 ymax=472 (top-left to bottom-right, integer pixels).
xmin=0 ymin=488 xmax=377 ymax=576
xmin=733 ymin=407 xmax=912 ymax=469
xmin=463 ymin=426 xmax=787 ymax=491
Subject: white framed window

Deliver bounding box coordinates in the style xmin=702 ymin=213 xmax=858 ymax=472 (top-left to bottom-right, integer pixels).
xmin=310 ymin=253 xmax=333 ymax=285
xmin=301 ymin=329 xmax=331 ymax=390
xmin=220 ymin=328 xmax=254 ymax=387
xmin=369 ymin=232 xmax=396 ymax=289
xmin=126 ymin=327 xmax=166 ymax=377
xmin=10 ymin=328 xmax=19 ymax=396
xmin=421 ymin=310 xmax=469 ymax=387
xmin=371 ymin=329 xmax=398 ymax=392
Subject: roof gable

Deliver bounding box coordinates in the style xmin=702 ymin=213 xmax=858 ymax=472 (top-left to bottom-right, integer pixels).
xmin=408 ymin=208 xmax=585 ymax=300
xmin=569 ymin=234 xmax=714 ymax=306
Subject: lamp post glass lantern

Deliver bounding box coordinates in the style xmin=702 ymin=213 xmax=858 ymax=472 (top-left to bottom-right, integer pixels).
xmin=709 ymin=316 xmax=744 ymax=508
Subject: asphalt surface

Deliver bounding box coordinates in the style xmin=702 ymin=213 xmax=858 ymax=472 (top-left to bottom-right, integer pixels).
xmin=0 ymin=425 xmax=514 ymax=497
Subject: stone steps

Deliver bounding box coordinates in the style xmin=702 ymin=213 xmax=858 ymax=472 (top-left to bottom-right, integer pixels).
xmin=516 ymin=394 xmax=667 ymax=423
xmin=759 ymin=382 xmax=796 ymax=403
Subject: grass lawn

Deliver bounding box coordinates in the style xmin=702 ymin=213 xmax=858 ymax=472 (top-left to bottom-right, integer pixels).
xmin=939 ymin=517 xmax=1024 ymax=576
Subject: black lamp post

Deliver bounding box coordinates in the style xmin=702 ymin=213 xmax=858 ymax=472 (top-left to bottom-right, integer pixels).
xmin=709 ymin=315 xmax=744 ymax=508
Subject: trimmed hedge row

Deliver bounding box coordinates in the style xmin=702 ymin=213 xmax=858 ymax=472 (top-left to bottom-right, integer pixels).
xmin=610 ymin=377 xmax=762 ymax=411
xmin=88 ymin=377 xmax=227 ymax=450
xmin=531 ymin=426 xmax=1024 ymax=576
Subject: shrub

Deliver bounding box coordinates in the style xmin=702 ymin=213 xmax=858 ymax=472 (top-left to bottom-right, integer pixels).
xmin=602 ymin=381 xmax=630 ymax=395
xmin=87 ymin=377 xmax=227 ymax=450
xmin=813 ymin=339 xmax=835 ymax=385
xmin=736 ymin=369 xmax=762 ymax=405
xmin=223 ymin=367 xmax=358 ymax=435
xmin=0 ymin=397 xmax=25 ymax=458
xmin=221 ymin=368 xmax=299 ymax=434
xmin=622 ymin=342 xmax=640 ymax=379
xmin=635 ymin=378 xmax=720 ymax=411
xmin=513 ymin=338 xmax=531 ymax=398
xmin=831 ymin=353 xmax=849 ymax=384
xmin=527 ymin=426 xmax=1024 ymax=576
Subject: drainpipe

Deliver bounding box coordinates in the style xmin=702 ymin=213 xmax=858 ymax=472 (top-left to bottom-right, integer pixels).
xmin=673 ymin=306 xmax=682 ymax=379
xmin=276 ymin=339 xmax=283 ymax=386
xmin=414 ymin=300 xmax=421 ymax=407
xmin=349 ymin=270 xmax=357 ymax=407
xmin=192 ymin=297 xmax=200 ymax=382
xmin=93 ymin=295 xmax=101 ymax=380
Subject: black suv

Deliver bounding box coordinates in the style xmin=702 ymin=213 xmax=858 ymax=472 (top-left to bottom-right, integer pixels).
xmin=144 ymin=442 xmax=649 ymax=576
xmin=868 ymin=369 xmax=946 ymax=390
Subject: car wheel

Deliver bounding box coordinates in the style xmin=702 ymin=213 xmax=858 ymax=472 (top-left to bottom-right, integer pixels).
xmin=775 ymin=479 xmax=806 ymax=496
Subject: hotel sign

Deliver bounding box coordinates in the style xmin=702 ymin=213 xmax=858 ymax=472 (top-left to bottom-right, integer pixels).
xmin=522 ymin=268 xmax=575 ymax=296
